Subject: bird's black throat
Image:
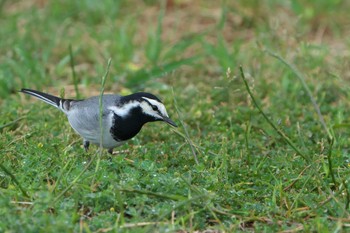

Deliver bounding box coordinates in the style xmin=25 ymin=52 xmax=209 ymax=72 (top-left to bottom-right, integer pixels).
xmin=110 ymin=107 xmax=158 ymax=141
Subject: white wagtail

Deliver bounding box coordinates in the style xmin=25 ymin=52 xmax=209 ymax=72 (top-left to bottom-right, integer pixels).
xmin=20 ymin=88 xmax=177 ymax=154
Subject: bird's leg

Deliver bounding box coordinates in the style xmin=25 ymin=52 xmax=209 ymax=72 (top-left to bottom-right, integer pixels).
xmin=108 ymin=148 xmax=113 ymax=155
xmin=83 ymin=140 xmax=90 ymax=152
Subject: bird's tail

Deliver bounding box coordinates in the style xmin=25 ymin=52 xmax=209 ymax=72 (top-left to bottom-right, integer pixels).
xmin=20 ymin=88 xmax=72 ymax=112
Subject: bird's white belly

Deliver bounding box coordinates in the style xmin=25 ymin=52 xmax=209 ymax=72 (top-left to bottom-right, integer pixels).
xmin=82 ymin=128 xmax=125 ymax=148
xmin=67 ymin=110 xmax=125 ymax=149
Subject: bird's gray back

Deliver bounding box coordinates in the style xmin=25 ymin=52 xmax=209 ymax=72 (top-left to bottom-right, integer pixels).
xmin=72 ymin=94 xmax=121 ymax=110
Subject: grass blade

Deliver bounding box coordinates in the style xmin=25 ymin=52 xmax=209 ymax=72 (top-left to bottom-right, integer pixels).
xmin=239 ymin=66 xmax=309 ymax=162
xmin=0 ymin=117 xmax=25 ymax=130
xmin=266 ymin=51 xmax=337 ymax=187
xmin=99 ymin=58 xmax=112 ymax=150
xmin=53 ymin=156 xmax=95 ymax=203
xmin=266 ymin=50 xmax=332 ymax=141
xmin=94 ymin=58 xmax=112 ymax=183
xmin=0 ymin=164 xmax=30 ymax=198
xmin=69 ymin=44 xmax=80 ymax=99
xmin=172 ymin=88 xmax=199 ymax=164
xmin=54 ymin=59 xmax=112 ymax=202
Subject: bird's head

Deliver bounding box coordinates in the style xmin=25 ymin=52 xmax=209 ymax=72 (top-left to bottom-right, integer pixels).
xmin=112 ymin=92 xmax=177 ymax=127
xmin=138 ymin=93 xmax=177 ymax=127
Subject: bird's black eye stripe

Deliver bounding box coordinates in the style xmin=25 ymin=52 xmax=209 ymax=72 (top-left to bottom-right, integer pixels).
xmin=151 ymin=105 xmax=158 ymax=111
xmin=143 ymin=98 xmax=162 ymax=114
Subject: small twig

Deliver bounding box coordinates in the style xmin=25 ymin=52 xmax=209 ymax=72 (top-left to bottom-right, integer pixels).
xmin=96 ymin=222 xmax=168 ymax=232
xmin=117 ymin=187 xmax=186 ymax=201
xmin=328 ymin=216 xmax=350 ymax=223
xmin=239 ymin=66 xmax=309 ymax=162
xmin=121 ymin=221 xmax=167 ymax=229
xmin=10 ymin=201 xmax=33 ymax=205
xmin=317 ymin=194 xmax=333 ymax=208
xmin=316 ymin=186 xmax=350 ymax=217
xmin=283 ymin=165 xmax=311 ymax=191
xmin=278 ymin=224 xmax=304 ymax=233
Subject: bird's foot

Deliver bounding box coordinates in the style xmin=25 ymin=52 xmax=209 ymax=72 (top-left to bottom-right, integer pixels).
xmin=83 ymin=140 xmax=90 ymax=152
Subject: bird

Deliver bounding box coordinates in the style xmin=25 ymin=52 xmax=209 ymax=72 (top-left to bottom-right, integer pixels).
xmin=20 ymin=88 xmax=177 ymax=154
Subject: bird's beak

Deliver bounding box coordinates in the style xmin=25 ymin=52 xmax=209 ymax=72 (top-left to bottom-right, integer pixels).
xmin=162 ymin=116 xmax=178 ymax=127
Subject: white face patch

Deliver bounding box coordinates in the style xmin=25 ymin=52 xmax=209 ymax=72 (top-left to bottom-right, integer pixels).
xmin=141 ymin=97 xmax=169 ymax=119
xmin=108 ymin=101 xmax=140 ymax=117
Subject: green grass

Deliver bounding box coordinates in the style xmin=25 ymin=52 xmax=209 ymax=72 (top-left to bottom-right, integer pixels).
xmin=1 ymin=0 xmax=350 ymax=232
